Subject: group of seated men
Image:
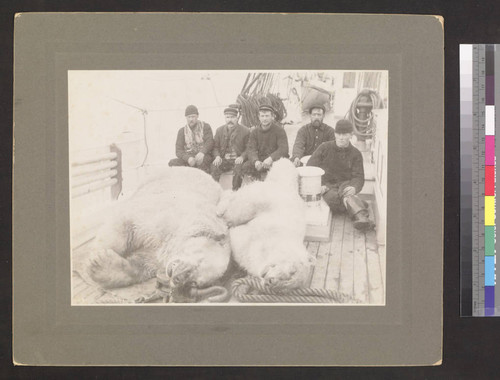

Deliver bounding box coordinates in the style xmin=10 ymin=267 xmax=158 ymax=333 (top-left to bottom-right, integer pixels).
xmin=168 ymin=103 xmax=374 ymax=231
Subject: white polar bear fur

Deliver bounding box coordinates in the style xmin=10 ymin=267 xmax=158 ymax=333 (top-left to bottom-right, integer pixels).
xmin=87 ymin=166 xmax=231 ymax=289
xmin=217 ymin=159 xmax=313 ymax=291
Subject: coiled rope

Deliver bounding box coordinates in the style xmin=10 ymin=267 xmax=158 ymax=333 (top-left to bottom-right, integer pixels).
xmin=134 ymin=274 xmax=230 ymax=303
xmin=345 ymin=89 xmax=385 ymax=139
xmin=231 ymin=276 xmax=359 ymax=304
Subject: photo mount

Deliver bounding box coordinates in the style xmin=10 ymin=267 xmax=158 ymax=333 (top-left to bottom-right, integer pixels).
xmin=13 ymin=13 xmax=443 ymax=366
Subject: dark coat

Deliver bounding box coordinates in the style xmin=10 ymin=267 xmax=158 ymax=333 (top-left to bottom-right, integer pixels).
xmin=247 ymin=122 xmax=289 ymax=163
xmin=175 ymin=121 xmax=214 ymax=163
xmin=307 ymin=141 xmax=364 ymax=193
xmin=291 ymin=122 xmax=335 ymax=160
xmin=213 ymin=123 xmax=250 ymax=160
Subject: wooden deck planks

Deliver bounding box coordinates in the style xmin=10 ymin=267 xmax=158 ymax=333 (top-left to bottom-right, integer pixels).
xmin=310 ymin=235 xmax=332 ymax=289
xmin=323 ymin=213 xmax=345 ymax=291
xmin=338 ymin=214 xmax=355 ymax=298
xmin=309 ymin=238 xmax=330 ymax=289
xmin=72 ymin=272 xmax=88 ymax=293
xmin=353 ymin=227 xmax=369 ymax=303
xmin=314 ymin=231 xmax=336 ymax=289
xmin=378 ymin=244 xmax=386 ymax=292
xmin=306 ymin=241 xmax=320 ymax=286
xmin=73 ymin=276 xmax=104 ymax=304
xmin=365 ymin=228 xmax=384 ymax=304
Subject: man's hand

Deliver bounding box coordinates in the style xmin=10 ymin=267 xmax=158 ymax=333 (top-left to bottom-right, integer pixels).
xmin=235 ymin=156 xmax=244 ymax=165
xmin=293 ymin=157 xmax=301 ymax=167
xmin=213 ymin=156 xmax=222 ymax=167
xmin=187 ymin=157 xmax=196 ymax=167
xmin=255 ymin=161 xmax=263 ymax=171
xmin=263 ymin=157 xmax=273 ymax=169
xmin=195 ymin=152 xmax=205 ymax=165
xmin=342 ymin=186 xmax=356 ymax=197
xmin=320 ymin=185 xmax=330 ymax=195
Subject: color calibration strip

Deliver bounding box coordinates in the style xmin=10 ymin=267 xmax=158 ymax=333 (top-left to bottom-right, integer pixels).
xmin=461 ymin=44 xmax=498 ymax=316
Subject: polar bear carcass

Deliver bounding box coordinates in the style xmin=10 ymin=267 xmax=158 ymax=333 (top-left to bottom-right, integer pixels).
xmin=86 ymin=167 xmax=231 ymax=292
xmin=217 ymin=159 xmax=314 ymax=292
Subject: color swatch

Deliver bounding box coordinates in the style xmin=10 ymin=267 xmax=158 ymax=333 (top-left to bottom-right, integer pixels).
xmin=460 ymin=44 xmax=498 ymax=317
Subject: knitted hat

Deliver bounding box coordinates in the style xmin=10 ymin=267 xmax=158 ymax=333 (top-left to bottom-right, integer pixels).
xmin=185 ymin=105 xmax=199 ymax=116
xmin=335 ymin=119 xmax=354 ymax=134
xmin=258 ymin=104 xmax=276 ymax=114
xmin=309 ymin=104 xmax=326 ymax=114
xmin=223 ymin=107 xmax=239 ymax=116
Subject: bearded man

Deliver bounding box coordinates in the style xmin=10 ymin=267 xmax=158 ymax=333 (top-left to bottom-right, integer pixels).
xmin=291 ymin=104 xmax=335 ymax=167
xmin=168 ymin=104 xmax=214 ymax=173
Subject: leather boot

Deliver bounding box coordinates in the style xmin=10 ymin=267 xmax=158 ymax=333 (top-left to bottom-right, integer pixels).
xmin=352 ymin=210 xmax=375 ymax=231
xmin=343 ymin=195 xmax=375 ymax=231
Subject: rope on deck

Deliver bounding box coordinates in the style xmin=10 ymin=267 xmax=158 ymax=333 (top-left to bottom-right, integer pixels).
xmin=231 ymin=276 xmax=359 ymax=304
xmin=134 ymin=274 xmax=230 ymax=303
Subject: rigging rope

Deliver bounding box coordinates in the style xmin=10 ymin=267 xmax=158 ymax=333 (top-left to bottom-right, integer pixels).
xmin=140 ymin=109 xmax=149 ymax=167
xmin=231 ymin=276 xmax=360 ymax=304
xmin=237 ymin=73 xmax=287 ymax=128
xmin=110 ymin=97 xmax=150 ymax=167
xmin=237 ymin=93 xmax=287 ymax=128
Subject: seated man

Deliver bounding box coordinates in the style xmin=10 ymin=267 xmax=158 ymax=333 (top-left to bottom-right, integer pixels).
xmin=291 ymin=104 xmax=335 ymax=166
xmin=168 ymin=104 xmax=214 ymax=173
xmin=210 ymin=106 xmax=250 ymax=190
xmin=241 ymin=104 xmax=289 ymax=180
xmin=307 ymin=119 xmax=375 ymax=231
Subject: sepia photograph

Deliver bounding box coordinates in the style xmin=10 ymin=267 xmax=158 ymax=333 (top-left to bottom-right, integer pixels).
xmin=69 ymin=69 xmax=388 ymax=305
xmin=13 ymin=12 xmax=444 ymax=367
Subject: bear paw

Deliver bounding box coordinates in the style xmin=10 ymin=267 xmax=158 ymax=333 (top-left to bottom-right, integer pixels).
xmin=87 ymin=249 xmax=140 ymax=289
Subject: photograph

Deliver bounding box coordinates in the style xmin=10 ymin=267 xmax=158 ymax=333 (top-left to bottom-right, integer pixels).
xmin=69 ymin=69 xmax=388 ymax=305
xmin=13 ymin=12 xmax=445 ymax=367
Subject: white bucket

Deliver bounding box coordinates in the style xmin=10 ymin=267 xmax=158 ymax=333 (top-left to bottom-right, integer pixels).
xmin=297 ymin=166 xmax=325 ymax=207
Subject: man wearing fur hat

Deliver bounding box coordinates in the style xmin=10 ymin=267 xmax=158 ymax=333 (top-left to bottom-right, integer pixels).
xmin=168 ymin=105 xmax=214 ymax=173
xmin=241 ymin=104 xmax=289 ymax=180
xmin=307 ymin=119 xmax=375 ymax=231
xmin=210 ymin=106 xmax=250 ymax=190
xmin=291 ymin=104 xmax=336 ymax=167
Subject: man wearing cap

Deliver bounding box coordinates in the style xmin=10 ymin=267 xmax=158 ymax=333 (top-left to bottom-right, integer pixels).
xmin=210 ymin=106 xmax=250 ymax=190
xmin=307 ymin=119 xmax=375 ymax=231
xmin=242 ymin=104 xmax=289 ymax=180
xmin=168 ymin=105 xmax=214 ymax=173
xmin=291 ymin=104 xmax=335 ymax=167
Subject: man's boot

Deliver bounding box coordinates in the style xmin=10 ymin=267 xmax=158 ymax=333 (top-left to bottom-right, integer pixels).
xmin=352 ymin=210 xmax=375 ymax=231
xmin=343 ymin=195 xmax=375 ymax=231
